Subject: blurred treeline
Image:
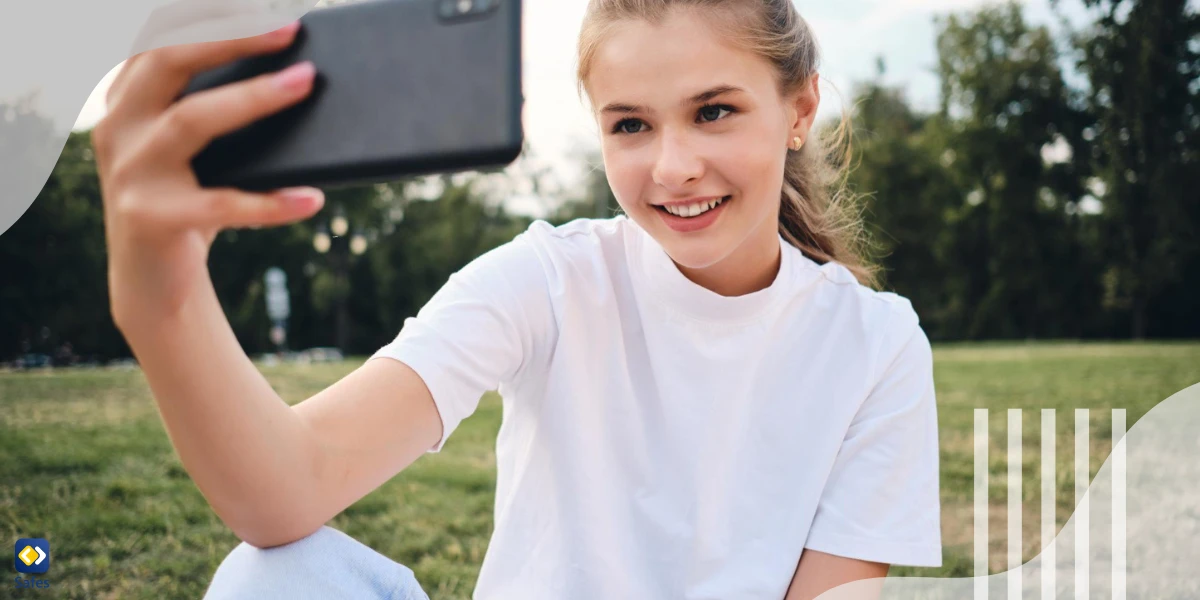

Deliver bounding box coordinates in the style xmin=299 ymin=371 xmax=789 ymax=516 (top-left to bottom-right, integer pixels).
xmin=1 ymin=0 xmax=1197 ymax=362
xmin=849 ymin=0 xmax=1199 ymax=341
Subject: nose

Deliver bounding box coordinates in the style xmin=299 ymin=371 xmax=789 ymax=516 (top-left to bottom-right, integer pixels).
xmin=651 ymin=130 xmax=704 ymax=191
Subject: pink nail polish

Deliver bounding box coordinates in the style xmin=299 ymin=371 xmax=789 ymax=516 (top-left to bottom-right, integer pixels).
xmin=281 ymin=189 xmax=322 ymax=209
xmin=274 ymin=62 xmax=315 ymax=92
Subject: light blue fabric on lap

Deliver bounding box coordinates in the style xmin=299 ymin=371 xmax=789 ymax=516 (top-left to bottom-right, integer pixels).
xmin=203 ymin=525 xmax=431 ymax=600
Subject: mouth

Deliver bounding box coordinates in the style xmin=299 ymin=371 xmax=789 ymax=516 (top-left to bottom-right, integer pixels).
xmin=652 ymin=195 xmax=732 ymax=233
xmin=653 ymin=195 xmax=732 ymax=218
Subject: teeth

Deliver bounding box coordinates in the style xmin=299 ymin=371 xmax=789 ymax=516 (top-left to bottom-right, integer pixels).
xmin=664 ymin=196 xmax=726 ymax=217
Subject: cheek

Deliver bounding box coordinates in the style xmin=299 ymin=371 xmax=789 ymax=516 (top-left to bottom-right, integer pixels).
xmin=600 ymin=147 xmax=649 ymax=207
xmin=722 ymin=131 xmax=785 ymax=207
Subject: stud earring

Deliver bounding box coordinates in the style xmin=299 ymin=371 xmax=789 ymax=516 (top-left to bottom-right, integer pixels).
xmin=791 ymin=136 xmax=804 ymax=151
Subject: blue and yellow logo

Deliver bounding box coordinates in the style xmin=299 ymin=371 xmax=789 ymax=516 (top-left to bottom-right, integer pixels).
xmin=14 ymin=539 xmax=49 ymax=574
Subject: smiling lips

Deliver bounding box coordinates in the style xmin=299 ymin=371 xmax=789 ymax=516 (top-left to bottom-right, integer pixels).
xmin=656 ymin=195 xmax=730 ymax=217
xmin=653 ymin=195 xmax=732 ymax=232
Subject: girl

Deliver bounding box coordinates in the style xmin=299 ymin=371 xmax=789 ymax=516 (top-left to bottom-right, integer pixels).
xmin=93 ymin=0 xmax=942 ymax=598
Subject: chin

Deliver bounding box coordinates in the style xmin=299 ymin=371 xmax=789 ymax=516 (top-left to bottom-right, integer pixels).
xmin=628 ymin=213 xmax=722 ymax=265
xmin=657 ymin=237 xmax=731 ymax=270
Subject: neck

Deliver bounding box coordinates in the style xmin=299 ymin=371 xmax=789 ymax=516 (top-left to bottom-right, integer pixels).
xmin=675 ymin=222 xmax=783 ymax=297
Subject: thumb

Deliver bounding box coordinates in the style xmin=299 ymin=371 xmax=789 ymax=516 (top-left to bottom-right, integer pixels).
xmin=200 ymin=186 xmax=325 ymax=230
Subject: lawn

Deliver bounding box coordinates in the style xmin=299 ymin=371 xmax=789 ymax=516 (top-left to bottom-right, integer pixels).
xmin=2 ymin=342 xmax=1198 ymax=599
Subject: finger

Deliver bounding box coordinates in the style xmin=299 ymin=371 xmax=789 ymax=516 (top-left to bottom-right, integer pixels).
xmin=104 ymin=60 xmax=134 ymax=113
xmin=108 ymin=20 xmax=302 ymax=119
xmin=159 ymin=184 xmax=328 ymax=231
xmin=111 ymin=186 xmax=321 ymax=234
xmin=143 ymin=61 xmax=316 ymax=164
xmin=197 ymin=186 xmax=325 ymax=230
xmin=105 ymin=52 xmax=146 ymax=112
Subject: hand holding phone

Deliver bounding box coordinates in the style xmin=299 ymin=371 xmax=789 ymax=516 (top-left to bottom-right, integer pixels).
xmin=93 ymin=21 xmax=325 ymax=330
xmin=181 ymin=0 xmax=525 ymax=191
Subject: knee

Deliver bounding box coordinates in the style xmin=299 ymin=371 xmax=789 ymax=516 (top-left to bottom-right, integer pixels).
xmin=203 ymin=526 xmax=428 ymax=600
xmin=204 ymin=526 xmax=344 ymax=598
xmin=229 ymin=526 xmax=336 ymax=565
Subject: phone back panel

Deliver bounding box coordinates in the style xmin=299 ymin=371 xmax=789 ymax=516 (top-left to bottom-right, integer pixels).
xmin=183 ymin=0 xmax=523 ymax=191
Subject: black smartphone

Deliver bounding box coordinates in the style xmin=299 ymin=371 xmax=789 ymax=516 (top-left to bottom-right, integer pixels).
xmin=179 ymin=0 xmax=523 ymax=191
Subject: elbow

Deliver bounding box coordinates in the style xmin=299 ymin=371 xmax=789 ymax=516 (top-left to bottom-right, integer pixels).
xmin=217 ymin=457 xmax=328 ymax=549
xmin=220 ymin=500 xmax=325 ymax=550
xmin=215 ymin=427 xmax=330 ymax=550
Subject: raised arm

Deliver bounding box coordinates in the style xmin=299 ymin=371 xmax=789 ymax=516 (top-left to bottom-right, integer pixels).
xmin=95 ymin=23 xmax=443 ymax=549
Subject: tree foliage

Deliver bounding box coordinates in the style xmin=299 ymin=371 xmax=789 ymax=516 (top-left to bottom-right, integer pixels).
xmin=2 ymin=0 xmax=1197 ymax=361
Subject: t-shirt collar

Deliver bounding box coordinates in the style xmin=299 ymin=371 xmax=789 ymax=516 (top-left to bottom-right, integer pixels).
xmin=630 ymin=217 xmax=803 ymax=323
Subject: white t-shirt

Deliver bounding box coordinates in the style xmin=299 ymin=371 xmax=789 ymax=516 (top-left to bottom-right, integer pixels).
xmin=370 ymin=215 xmax=942 ymax=599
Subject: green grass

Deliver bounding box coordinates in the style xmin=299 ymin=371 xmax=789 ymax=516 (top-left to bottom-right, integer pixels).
xmin=2 ymin=342 xmax=1198 ymax=598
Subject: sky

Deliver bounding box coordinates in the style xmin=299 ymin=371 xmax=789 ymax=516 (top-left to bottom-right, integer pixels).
xmin=71 ymin=0 xmax=1082 ymax=217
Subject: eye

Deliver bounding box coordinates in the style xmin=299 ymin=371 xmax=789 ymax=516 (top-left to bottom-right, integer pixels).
xmin=608 ymin=104 xmax=737 ymax=136
xmin=612 ymin=119 xmax=645 ymax=135
xmin=698 ymin=103 xmax=735 ymax=123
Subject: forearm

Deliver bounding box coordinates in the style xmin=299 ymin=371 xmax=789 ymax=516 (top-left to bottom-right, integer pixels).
xmin=784 ymin=549 xmax=887 ymax=600
xmin=118 ymin=268 xmax=321 ymax=547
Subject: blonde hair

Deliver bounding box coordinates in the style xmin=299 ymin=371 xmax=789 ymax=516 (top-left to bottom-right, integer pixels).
xmin=576 ymin=0 xmax=879 ymax=288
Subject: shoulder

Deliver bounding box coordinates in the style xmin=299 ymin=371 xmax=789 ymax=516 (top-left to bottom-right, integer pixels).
xmin=799 ymin=256 xmax=928 ymax=379
xmin=456 ymin=216 xmax=627 ymax=275
xmin=519 ymin=215 xmax=635 ymax=249
xmin=801 ymin=257 xmax=921 ymax=332
xmin=443 ymin=216 xmax=638 ymax=311
xmin=510 ymin=215 xmax=639 ymax=272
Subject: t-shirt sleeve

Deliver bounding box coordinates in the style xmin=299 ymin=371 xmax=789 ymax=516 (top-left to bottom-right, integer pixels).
xmin=803 ymin=304 xmax=943 ymax=567
xmin=368 ymin=225 xmax=556 ymax=453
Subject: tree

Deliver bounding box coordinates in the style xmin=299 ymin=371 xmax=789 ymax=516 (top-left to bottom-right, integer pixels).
xmin=845 ymin=63 xmax=965 ymax=339
xmin=933 ymin=2 xmax=1098 ymax=339
xmin=209 ymin=173 xmax=533 ymax=357
xmin=1060 ymin=0 xmax=1200 ymax=338
xmin=0 ymin=125 xmax=125 ymax=361
xmin=0 ymin=111 xmax=538 ymax=360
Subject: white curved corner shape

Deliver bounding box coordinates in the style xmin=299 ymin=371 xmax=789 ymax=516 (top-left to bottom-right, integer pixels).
xmin=0 ymin=0 xmax=321 ymax=237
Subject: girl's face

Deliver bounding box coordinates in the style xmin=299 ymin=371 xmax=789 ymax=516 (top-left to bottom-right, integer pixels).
xmin=587 ymin=9 xmax=819 ymax=280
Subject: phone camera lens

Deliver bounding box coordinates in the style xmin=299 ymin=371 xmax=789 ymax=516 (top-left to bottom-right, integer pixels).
xmin=439 ymin=0 xmax=495 ymax=20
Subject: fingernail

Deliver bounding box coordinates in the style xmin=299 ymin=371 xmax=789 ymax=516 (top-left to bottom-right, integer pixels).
xmin=281 ymin=188 xmax=323 ymax=209
xmin=272 ymin=20 xmax=301 ymax=38
xmin=274 ymin=61 xmax=315 ymax=92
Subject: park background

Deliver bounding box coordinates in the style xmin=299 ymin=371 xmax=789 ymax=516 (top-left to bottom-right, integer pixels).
xmin=1 ymin=0 xmax=1199 ymax=598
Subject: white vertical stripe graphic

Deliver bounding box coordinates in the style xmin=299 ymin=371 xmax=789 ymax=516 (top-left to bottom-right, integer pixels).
xmin=1041 ymin=409 xmax=1056 ymax=600
xmin=1008 ymin=409 xmax=1022 ymax=600
xmin=1075 ymin=409 xmax=1090 ymax=600
xmin=970 ymin=407 xmax=1128 ymax=600
xmin=975 ymin=408 xmax=989 ymax=600
xmin=1112 ymin=409 xmax=1126 ymax=600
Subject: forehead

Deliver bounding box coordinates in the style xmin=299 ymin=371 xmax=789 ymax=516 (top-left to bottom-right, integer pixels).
xmin=587 ymin=10 xmax=776 ymax=108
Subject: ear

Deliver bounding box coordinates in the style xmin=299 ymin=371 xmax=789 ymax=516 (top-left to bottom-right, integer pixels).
xmin=788 ymin=73 xmax=821 ymax=142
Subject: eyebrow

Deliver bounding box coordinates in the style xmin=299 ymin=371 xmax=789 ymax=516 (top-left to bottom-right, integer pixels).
xmin=599 ymin=85 xmax=745 ymax=115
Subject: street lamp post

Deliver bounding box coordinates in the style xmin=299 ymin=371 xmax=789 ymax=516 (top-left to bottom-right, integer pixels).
xmin=264 ymin=267 xmax=291 ymax=353
xmin=313 ymin=206 xmax=369 ymax=353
